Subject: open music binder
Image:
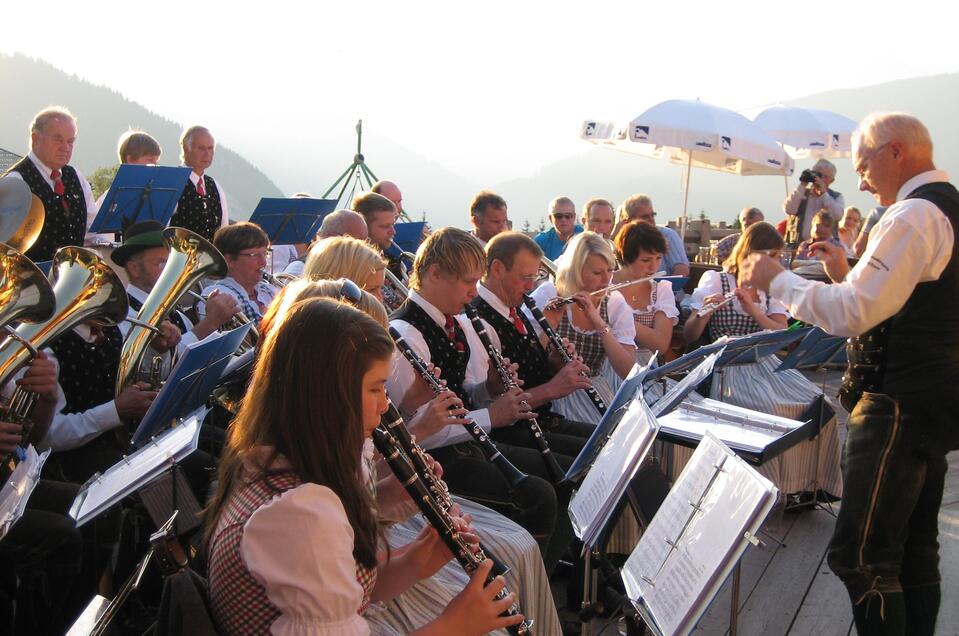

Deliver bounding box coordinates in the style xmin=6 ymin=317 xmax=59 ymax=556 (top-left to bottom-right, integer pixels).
xmin=70 ymin=414 xmax=203 ymax=528
xmin=656 ymin=393 xmax=829 ymax=466
xmin=776 ymin=326 xmax=847 ymax=371
xmin=568 ymin=395 xmax=660 ymax=548
xmin=0 ymin=445 xmax=49 ymax=540
xmin=621 ymin=432 xmax=779 ymax=636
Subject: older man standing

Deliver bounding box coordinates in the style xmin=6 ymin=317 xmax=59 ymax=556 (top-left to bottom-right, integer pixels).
xmin=741 ymin=113 xmax=959 ymax=636
xmin=616 ymin=194 xmax=690 ymax=277
xmin=534 ymin=196 xmax=582 ymax=261
xmin=783 ymin=157 xmax=845 ymax=246
xmin=3 ymin=106 xmax=95 ymax=262
xmin=469 ymin=190 xmax=509 ymax=246
xmin=170 ymin=125 xmax=229 ymax=242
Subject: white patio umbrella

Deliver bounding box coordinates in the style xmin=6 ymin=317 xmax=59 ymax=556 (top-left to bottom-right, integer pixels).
xmin=581 ymin=99 xmax=794 ymax=237
xmin=751 ymin=105 xmax=859 ymax=159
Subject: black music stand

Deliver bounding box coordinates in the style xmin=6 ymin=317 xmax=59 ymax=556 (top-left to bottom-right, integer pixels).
xmin=248 ymin=197 xmax=338 ymax=246
xmin=776 ymin=327 xmax=847 ymax=371
xmin=89 ymin=165 xmax=191 ymax=234
xmin=392 ymin=221 xmax=427 ymax=254
xmin=131 ymin=323 xmax=252 ymax=448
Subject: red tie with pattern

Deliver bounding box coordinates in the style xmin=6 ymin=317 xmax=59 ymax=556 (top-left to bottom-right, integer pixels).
xmin=196 ymin=177 xmax=206 ymax=196
xmin=51 ymin=169 xmax=68 ymax=210
xmin=509 ymin=307 xmax=527 ymax=336
xmin=445 ymin=316 xmax=465 ymax=352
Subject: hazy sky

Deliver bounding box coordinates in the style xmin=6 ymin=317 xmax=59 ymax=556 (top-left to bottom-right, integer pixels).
xmin=3 ymin=0 xmax=958 ymax=184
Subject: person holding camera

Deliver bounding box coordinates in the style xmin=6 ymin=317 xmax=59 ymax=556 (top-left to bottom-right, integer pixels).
xmin=782 ymin=158 xmax=845 ymax=246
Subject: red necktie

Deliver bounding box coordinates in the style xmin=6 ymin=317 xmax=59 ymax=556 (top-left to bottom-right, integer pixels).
xmin=51 ymin=169 xmax=68 ymax=211
xmin=509 ymin=307 xmax=527 ymax=336
xmin=196 ymin=178 xmax=206 ymax=196
xmin=445 ymin=316 xmax=465 ymax=352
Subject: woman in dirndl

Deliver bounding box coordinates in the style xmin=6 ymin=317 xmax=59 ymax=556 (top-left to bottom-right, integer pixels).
xmin=528 ymin=231 xmax=637 ymax=425
xmin=612 ymin=221 xmax=679 ymax=366
xmin=680 ymin=222 xmax=843 ymax=500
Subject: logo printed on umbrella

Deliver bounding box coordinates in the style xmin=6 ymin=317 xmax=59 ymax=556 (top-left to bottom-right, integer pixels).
xmin=810 ymin=141 xmax=825 ymax=148
xmin=695 ymin=141 xmax=712 ymax=149
xmin=721 ymin=136 xmax=731 ymax=151
xmin=633 ymin=125 xmax=650 ymax=140
xmin=583 ymin=121 xmax=596 ymax=138
xmin=832 ymin=134 xmax=840 ymax=149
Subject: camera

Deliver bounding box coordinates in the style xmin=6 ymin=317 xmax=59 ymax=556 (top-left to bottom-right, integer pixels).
xmin=799 ymin=169 xmax=822 ymax=184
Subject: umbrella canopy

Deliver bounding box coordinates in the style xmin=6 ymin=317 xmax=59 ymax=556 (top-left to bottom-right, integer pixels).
xmin=581 ymin=99 xmax=794 ymax=177
xmin=751 ymin=105 xmax=859 ymax=158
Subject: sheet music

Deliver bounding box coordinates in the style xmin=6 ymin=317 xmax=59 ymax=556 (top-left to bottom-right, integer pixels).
xmin=650 ymin=351 xmax=722 ymax=417
xmin=0 ymin=445 xmax=50 ymax=540
xmin=622 ymin=433 xmax=778 ymax=636
xmin=71 ymin=416 xmax=202 ymax=527
xmin=568 ymin=395 xmax=659 ymax=547
xmin=658 ymin=397 xmax=803 ymax=454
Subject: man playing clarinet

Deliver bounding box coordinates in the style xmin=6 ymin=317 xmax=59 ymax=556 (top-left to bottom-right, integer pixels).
xmin=742 ymin=112 xmax=959 ymax=636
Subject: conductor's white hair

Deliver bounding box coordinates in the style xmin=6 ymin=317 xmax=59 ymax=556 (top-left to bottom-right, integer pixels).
xmin=853 ymin=113 xmax=933 ymax=158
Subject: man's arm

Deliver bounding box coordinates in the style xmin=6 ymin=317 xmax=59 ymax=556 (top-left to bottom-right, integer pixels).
xmin=782 ymin=184 xmax=807 ymax=216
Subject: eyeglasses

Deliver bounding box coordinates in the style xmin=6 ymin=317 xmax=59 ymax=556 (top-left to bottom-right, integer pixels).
xmin=552 ymin=213 xmax=576 ymax=220
xmin=336 ymin=278 xmax=363 ymax=306
xmin=236 ymin=249 xmax=272 ymax=260
xmin=856 ymin=142 xmax=890 ymax=180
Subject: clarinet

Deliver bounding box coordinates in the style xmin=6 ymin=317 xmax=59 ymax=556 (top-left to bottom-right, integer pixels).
xmin=372 ymin=426 xmax=533 ymax=636
xmin=380 ymin=400 xmax=510 ymax=578
xmin=521 ymin=294 xmax=608 ymax=417
xmin=388 ymin=327 xmax=528 ymax=489
xmin=463 ymin=305 xmax=567 ymax=484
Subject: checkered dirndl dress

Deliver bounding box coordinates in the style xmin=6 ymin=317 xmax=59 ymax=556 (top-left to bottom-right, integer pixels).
xmin=208 ymin=472 xmax=378 ymax=635
xmin=666 ymin=271 xmax=843 ymax=497
xmin=632 ymin=284 xmax=659 ymax=366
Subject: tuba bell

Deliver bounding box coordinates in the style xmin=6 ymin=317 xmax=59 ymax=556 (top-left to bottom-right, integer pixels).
xmin=0 ymin=242 xmax=56 ymax=332
xmin=115 ymin=227 xmax=228 ymax=397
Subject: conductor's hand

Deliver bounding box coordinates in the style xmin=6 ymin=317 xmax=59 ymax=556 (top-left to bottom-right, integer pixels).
xmin=739 ymin=254 xmax=785 ymax=293
xmin=438 ymin=559 xmax=526 ymax=635
xmin=809 ymin=240 xmax=850 ymax=283
xmin=204 ymin=290 xmax=240 ymax=329
xmin=150 ymin=320 xmax=181 ymax=353
xmin=116 ymin=382 xmax=159 ymax=420
xmin=489 ymin=387 xmax=535 ymax=428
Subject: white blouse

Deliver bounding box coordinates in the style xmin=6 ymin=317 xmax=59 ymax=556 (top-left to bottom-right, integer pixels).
xmin=526 ymin=281 xmax=637 ymax=346
xmin=241 ymin=482 xmax=372 ymax=636
xmin=631 ymin=280 xmax=680 ymax=325
xmin=689 ymin=269 xmax=789 ymax=318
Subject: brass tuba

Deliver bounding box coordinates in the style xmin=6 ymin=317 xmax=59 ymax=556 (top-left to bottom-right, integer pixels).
xmin=0 ymin=246 xmax=128 ymax=405
xmin=115 ymin=228 xmax=227 ymax=396
xmin=0 ymin=242 xmax=56 ymax=332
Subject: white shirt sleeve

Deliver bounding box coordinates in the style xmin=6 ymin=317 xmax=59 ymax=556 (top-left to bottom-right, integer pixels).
xmin=216 ymin=180 xmax=230 ymax=227
xmin=688 ymin=269 xmax=723 ymax=310
xmin=653 ymin=281 xmax=679 ymax=325
xmin=241 ymin=484 xmax=371 ymax=636
xmin=769 ymin=198 xmax=954 ymax=337
xmin=607 ymin=292 xmax=637 ymax=347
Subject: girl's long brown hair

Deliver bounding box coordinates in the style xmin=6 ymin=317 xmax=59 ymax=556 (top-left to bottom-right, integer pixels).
xmin=203 ymin=298 xmax=393 ymax=569
xmin=724 ymin=222 xmax=785 ymax=278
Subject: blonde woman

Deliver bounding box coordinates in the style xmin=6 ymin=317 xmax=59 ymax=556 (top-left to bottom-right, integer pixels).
xmin=528 ymin=231 xmax=636 ymax=423
xmin=303 ymin=236 xmax=388 ymax=301
xmin=838 ymin=206 xmax=862 ymax=256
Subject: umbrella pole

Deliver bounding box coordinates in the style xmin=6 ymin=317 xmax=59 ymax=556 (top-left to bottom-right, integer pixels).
xmin=784 ymin=174 xmax=789 ymax=197
xmin=680 ymin=152 xmax=692 ymax=240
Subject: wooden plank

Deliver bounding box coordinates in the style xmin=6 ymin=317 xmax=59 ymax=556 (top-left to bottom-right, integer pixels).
xmin=936 ymin=503 xmax=959 ymax=636
xmin=733 ymin=509 xmax=836 ymax=636
xmin=787 ymin=542 xmax=853 ymax=636
xmin=940 ymin=451 xmax=959 ymax=508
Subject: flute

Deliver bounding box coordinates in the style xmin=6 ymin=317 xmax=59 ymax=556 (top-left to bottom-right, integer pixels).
xmin=388 ymin=327 xmax=528 ymax=490
xmin=463 ymin=305 xmax=567 ymax=484
xmin=371 ymin=426 xmax=532 ymax=636
xmin=543 ymin=271 xmax=669 ymax=311
xmin=696 ymin=292 xmax=736 ymax=317
xmin=380 ymin=400 xmax=511 ymax=578
xmin=521 ymin=294 xmax=608 ymax=417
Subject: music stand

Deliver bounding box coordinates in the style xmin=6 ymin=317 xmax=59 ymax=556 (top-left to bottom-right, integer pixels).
xmin=392 ymin=221 xmax=427 ymax=254
xmin=0 ymin=445 xmax=50 ymax=540
xmin=131 ymin=323 xmax=252 ymax=448
xmin=89 ymin=165 xmax=192 ymax=234
xmin=248 ymin=197 xmax=338 ymax=246
xmin=776 ymin=327 xmax=847 ymax=372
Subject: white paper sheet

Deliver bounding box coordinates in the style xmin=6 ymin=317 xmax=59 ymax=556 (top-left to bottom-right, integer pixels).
xmin=0 ymin=445 xmax=50 ymax=540
xmin=658 ymin=396 xmax=803 ymax=454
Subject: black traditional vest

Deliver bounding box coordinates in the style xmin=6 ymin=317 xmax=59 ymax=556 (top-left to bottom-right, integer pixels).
xmin=50 ymin=326 xmax=123 ymax=414
xmin=171 ymin=174 xmax=223 ymax=242
xmin=391 ymin=299 xmax=472 ymax=408
xmin=840 ymin=181 xmax=959 ymax=405
xmin=7 ymin=157 xmax=87 ymax=262
xmin=471 ymin=295 xmax=554 ymax=415
xmin=127 ymin=293 xmax=189 ymax=334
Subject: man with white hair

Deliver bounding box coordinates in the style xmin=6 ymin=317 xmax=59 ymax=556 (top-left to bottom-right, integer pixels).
xmin=170 ymin=125 xmax=229 ymax=242
xmin=741 ymin=113 xmax=959 ymax=636
xmin=782 ymin=157 xmax=845 ymax=245
xmin=3 ymin=106 xmax=95 ymax=262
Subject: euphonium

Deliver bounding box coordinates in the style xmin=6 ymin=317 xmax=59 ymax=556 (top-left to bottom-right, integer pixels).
xmin=0 ymin=241 xmax=56 ymax=332
xmin=115 ymin=227 xmax=227 ymax=396
xmin=0 ymin=247 xmax=128 ymax=472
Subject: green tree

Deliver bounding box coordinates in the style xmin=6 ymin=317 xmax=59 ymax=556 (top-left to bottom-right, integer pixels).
xmin=537 ymin=217 xmax=547 ymax=232
xmin=89 ymin=164 xmax=119 ymax=199
xmin=522 ymin=219 xmax=531 ymax=233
